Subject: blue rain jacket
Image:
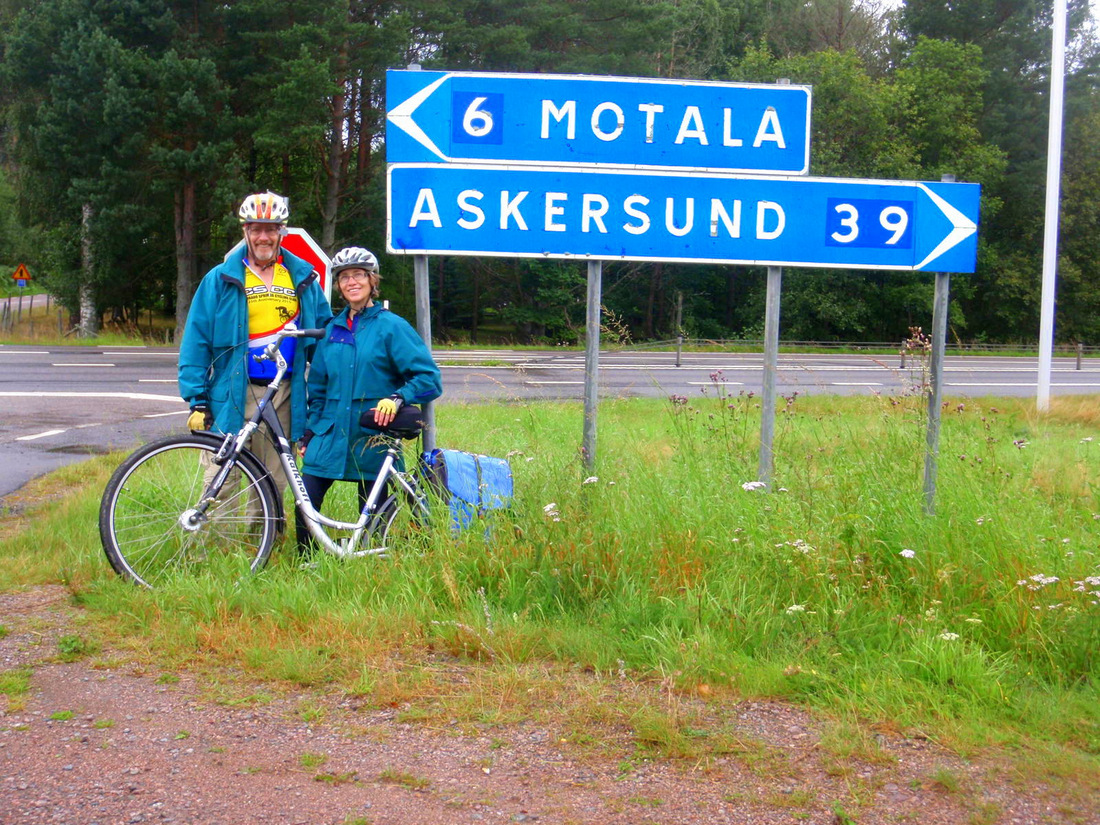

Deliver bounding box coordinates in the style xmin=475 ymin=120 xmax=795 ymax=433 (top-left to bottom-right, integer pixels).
xmin=177 ymin=245 xmax=333 ymax=440
xmin=303 ymin=303 xmax=442 ymax=481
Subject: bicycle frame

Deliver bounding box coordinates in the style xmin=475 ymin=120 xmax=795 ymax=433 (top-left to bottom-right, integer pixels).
xmin=193 ymin=326 xmax=430 ymax=559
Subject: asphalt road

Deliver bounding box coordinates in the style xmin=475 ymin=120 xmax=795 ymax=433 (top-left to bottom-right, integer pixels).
xmin=2 ymin=343 xmax=1098 ymax=499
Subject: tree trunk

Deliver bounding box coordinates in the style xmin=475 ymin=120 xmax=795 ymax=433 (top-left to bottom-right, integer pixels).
xmin=79 ymin=202 xmax=99 ymax=338
xmin=320 ymin=38 xmax=349 ymax=254
xmin=174 ymin=179 xmax=197 ymax=344
xmin=644 ymin=263 xmax=663 ymax=339
xmin=471 ymin=265 xmax=480 ymax=344
xmin=726 ymin=268 xmax=736 ymax=330
xmin=355 ymin=70 xmax=372 ymax=191
xmin=435 ymin=256 xmax=446 ymax=338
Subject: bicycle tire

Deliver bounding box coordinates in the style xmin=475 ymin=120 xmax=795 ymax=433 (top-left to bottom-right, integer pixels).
xmin=99 ymin=433 xmax=281 ymax=588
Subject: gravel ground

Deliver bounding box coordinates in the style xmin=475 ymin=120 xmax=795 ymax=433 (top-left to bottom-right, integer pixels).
xmin=0 ymin=586 xmax=1095 ymax=825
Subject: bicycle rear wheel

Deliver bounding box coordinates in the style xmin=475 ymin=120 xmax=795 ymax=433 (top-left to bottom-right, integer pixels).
xmin=99 ymin=434 xmax=281 ymax=588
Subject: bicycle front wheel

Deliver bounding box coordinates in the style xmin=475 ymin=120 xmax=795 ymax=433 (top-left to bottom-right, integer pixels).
xmin=99 ymin=434 xmax=281 ymax=588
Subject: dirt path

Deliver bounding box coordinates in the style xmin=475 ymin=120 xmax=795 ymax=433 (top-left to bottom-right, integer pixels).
xmin=0 ymin=586 xmax=1093 ymax=825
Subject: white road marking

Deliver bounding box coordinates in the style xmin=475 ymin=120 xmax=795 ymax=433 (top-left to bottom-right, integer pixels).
xmin=0 ymin=391 xmax=181 ymax=402
xmin=143 ymin=410 xmax=190 ymax=419
xmin=525 ymin=381 xmax=584 ymax=385
xmin=947 ymin=382 xmax=1100 ymax=388
xmin=0 ymin=350 xmax=49 ymax=355
xmin=138 ymin=379 xmax=177 ymax=383
xmin=51 ymin=363 xmax=116 ymax=368
xmin=831 ymin=382 xmax=883 ymax=386
xmin=16 ymin=429 xmax=66 ymax=441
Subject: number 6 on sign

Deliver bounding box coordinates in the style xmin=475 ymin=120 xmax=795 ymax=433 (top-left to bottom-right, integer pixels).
xmin=463 ymin=97 xmax=493 ymax=136
xmin=452 ymin=92 xmax=504 ymax=145
xmin=825 ymin=198 xmax=913 ymax=249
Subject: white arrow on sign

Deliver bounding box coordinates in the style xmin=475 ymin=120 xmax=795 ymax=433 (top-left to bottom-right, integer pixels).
xmin=914 ymin=184 xmax=977 ymax=271
xmin=387 ymin=74 xmax=450 ymax=162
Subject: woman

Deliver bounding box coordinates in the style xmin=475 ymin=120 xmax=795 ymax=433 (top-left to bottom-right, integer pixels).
xmin=296 ymin=246 xmax=442 ymax=557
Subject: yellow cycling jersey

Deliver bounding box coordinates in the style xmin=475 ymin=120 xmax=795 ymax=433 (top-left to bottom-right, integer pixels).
xmin=245 ymin=260 xmax=300 ymax=381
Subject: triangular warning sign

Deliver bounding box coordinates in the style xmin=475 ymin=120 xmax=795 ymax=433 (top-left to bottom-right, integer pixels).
xmin=12 ymin=263 xmax=30 ymax=281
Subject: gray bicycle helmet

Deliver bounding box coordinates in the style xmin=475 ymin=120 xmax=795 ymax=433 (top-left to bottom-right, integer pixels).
xmin=331 ymin=246 xmax=379 ymax=275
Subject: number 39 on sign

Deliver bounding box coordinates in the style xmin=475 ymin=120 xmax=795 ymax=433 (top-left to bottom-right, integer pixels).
xmin=825 ymin=198 xmax=912 ymax=249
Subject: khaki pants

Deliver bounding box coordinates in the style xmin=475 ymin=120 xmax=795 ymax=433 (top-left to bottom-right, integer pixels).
xmin=202 ymin=382 xmax=293 ymax=522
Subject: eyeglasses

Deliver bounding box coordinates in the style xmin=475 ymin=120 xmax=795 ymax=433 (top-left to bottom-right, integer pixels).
xmin=337 ymin=270 xmax=375 ymax=284
xmin=245 ymin=224 xmax=282 ymax=236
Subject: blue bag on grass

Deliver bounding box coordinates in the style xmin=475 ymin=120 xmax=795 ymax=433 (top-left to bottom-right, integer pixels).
xmin=422 ymin=448 xmax=514 ymax=530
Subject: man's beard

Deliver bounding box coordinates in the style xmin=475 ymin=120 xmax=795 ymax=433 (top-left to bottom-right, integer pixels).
xmin=247 ymin=238 xmax=280 ymax=266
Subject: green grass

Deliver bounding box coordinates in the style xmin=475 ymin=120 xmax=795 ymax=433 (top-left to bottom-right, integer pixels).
xmin=1 ymin=392 xmax=1100 ymax=782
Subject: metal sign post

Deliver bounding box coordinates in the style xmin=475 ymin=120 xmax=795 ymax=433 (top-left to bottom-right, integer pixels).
xmin=582 ymin=261 xmax=603 ymax=471
xmin=924 ymin=271 xmax=950 ymax=515
xmin=758 ymin=266 xmax=782 ymax=485
xmin=414 ymin=254 xmax=436 ymax=453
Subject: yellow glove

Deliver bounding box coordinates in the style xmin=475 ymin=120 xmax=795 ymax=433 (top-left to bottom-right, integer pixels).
xmin=372 ymin=396 xmax=401 ymax=426
xmin=187 ymin=406 xmax=212 ymax=431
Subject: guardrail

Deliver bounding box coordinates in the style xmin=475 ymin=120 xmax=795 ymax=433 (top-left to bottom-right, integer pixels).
xmin=607 ymin=338 xmax=1098 ymax=370
xmin=611 ymin=338 xmax=1099 ymax=355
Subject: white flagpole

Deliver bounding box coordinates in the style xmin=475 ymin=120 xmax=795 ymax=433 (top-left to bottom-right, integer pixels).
xmin=1038 ymin=0 xmax=1068 ymax=411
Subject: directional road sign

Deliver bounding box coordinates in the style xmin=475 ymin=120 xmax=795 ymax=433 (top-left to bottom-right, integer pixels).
xmin=387 ymin=70 xmax=812 ymax=175
xmin=387 ymin=165 xmax=980 ymax=273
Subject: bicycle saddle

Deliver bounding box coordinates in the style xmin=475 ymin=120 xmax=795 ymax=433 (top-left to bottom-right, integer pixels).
xmin=360 ymin=404 xmax=424 ymax=440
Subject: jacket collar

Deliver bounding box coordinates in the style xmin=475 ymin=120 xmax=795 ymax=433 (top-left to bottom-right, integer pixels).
xmin=336 ymin=302 xmax=382 ymax=329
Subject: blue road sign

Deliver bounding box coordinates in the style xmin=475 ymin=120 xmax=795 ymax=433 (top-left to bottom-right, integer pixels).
xmin=387 ymin=165 xmax=980 ymax=273
xmin=387 ymin=70 xmax=812 ymax=175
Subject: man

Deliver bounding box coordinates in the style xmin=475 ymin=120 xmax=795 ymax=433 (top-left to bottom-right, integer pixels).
xmin=178 ymin=191 xmax=333 ymax=496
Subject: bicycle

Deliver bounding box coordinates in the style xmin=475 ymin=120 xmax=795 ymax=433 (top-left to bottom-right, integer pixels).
xmin=99 ymin=325 xmax=432 ymax=588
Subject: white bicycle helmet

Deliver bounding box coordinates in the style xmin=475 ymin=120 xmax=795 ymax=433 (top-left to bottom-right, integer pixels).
xmin=331 ymin=246 xmax=379 ymax=275
xmin=238 ymin=191 xmax=290 ymax=224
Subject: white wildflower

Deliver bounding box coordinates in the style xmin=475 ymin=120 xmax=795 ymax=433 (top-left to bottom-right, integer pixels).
xmin=938 ymin=632 xmax=960 ymax=641
xmin=582 ymin=476 xmax=599 ymax=485
xmin=785 ymin=604 xmax=806 ymax=614
xmin=742 ymin=481 xmax=767 ymax=492
xmin=899 ymin=549 xmax=916 ymax=559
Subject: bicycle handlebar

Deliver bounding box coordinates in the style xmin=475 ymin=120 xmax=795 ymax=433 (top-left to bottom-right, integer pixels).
xmin=259 ymin=324 xmax=326 ymax=362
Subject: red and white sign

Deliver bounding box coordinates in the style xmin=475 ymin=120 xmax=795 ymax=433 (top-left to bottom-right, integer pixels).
xmin=226 ymin=227 xmax=332 ymax=300
xmin=12 ymin=263 xmax=30 ymax=283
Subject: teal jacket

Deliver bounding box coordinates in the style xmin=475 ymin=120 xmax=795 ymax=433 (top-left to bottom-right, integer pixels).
xmin=177 ymin=245 xmax=333 ymax=440
xmin=303 ymin=303 xmax=442 ymax=481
